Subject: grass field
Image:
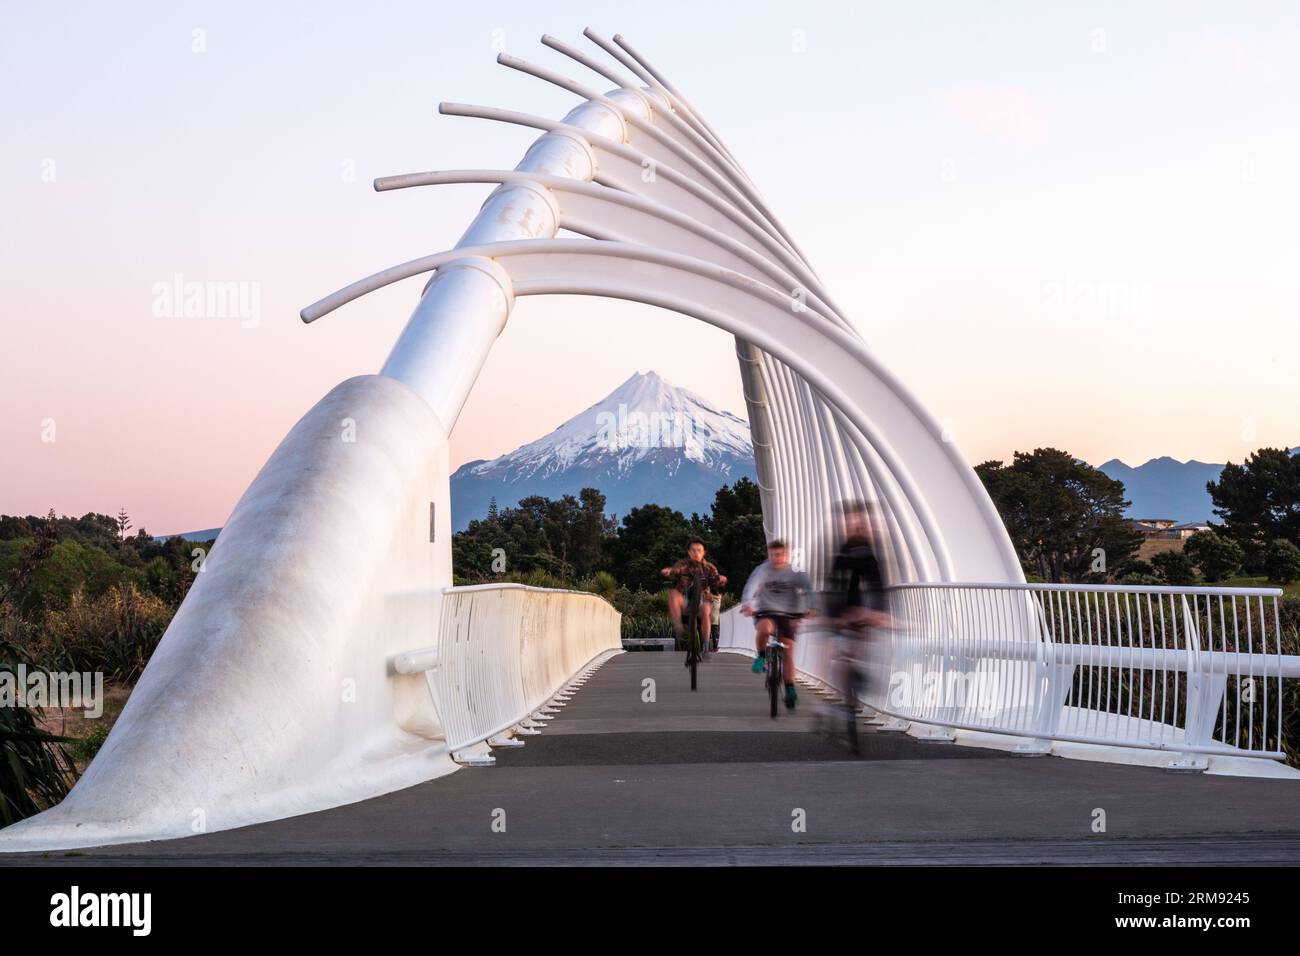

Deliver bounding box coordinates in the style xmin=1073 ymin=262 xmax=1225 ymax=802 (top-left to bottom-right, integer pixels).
xmin=1226 ymin=576 xmax=1300 ymax=599
xmin=1132 ymin=540 xmax=1298 ymax=597
xmin=1137 ymin=538 xmax=1185 ymax=561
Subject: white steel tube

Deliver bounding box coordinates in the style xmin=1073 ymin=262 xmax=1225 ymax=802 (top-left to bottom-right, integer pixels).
xmin=378 ymin=92 xmax=652 ymax=423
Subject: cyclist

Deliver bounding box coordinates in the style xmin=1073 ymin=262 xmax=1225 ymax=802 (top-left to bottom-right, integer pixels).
xmin=661 ymin=538 xmax=726 ymax=651
xmin=824 ymin=501 xmax=890 ymax=709
xmin=740 ymin=539 xmax=813 ymax=709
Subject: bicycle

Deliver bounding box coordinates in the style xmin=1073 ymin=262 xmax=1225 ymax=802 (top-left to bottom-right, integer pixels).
xmin=682 ymin=572 xmax=708 ymax=691
xmin=814 ymin=620 xmax=877 ymax=753
xmin=822 ymin=645 xmax=864 ymax=753
xmin=764 ymin=633 xmax=786 ymax=718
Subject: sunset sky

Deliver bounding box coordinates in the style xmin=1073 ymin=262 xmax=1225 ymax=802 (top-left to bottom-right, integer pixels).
xmin=2 ymin=1 xmax=1298 ymax=533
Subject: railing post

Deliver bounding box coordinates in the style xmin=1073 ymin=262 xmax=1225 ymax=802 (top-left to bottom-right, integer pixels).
xmin=1168 ymin=595 xmax=1225 ymax=772
xmin=1016 ymin=592 xmax=1071 ymax=755
xmin=909 ymin=585 xmax=956 ymax=741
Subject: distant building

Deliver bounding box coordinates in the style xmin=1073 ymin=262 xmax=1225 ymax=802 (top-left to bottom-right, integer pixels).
xmin=1128 ymin=518 xmax=1212 ymax=540
xmin=1129 ymin=518 xmax=1178 ymax=538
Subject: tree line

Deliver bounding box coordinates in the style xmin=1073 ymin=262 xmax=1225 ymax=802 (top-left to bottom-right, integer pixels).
xmin=451 ymin=447 xmax=1300 ymax=604
xmin=975 ymin=446 xmax=1300 ymax=586
xmin=0 ymin=510 xmax=207 ymax=689
xmin=452 ymin=478 xmax=768 ymax=636
xmin=0 ymin=510 xmax=210 ymax=823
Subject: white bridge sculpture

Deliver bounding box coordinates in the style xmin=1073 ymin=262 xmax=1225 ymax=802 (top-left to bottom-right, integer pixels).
xmin=3 ymin=30 xmax=1296 ymax=852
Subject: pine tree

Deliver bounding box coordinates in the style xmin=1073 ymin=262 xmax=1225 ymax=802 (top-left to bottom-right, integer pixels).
xmin=486 ymin=497 xmax=500 ymax=522
xmin=116 ymin=507 xmax=132 ymax=540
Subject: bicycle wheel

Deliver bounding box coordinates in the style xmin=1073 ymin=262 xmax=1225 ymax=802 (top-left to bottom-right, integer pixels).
xmin=690 ymin=624 xmax=699 ymax=691
xmin=685 ymin=583 xmax=702 ymax=689
xmin=845 ymin=667 xmax=859 ymax=753
xmin=768 ymin=650 xmax=780 ymax=718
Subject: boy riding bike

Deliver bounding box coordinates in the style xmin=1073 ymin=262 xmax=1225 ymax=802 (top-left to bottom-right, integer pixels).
xmin=661 ymin=538 xmax=727 ymax=654
xmin=740 ymin=539 xmax=813 ymax=710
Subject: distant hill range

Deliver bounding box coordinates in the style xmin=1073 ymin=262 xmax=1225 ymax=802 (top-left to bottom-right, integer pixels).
xmin=450 ymin=371 xmax=757 ymax=530
xmin=1096 ymin=447 xmax=1298 ymax=524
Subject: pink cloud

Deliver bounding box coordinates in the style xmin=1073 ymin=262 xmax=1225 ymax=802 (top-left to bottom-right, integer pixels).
xmin=945 ymin=84 xmax=1051 ymax=146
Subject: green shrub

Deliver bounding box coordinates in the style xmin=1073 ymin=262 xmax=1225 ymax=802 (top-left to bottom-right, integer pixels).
xmin=1116 ymin=573 xmax=1162 ymax=585
xmin=505 ymin=568 xmax=573 ymax=591
xmin=72 ymin=722 xmax=111 ymax=763
xmin=0 ymin=640 xmax=77 ymax=825
xmin=621 ymin=615 xmax=675 ymax=641
xmin=1151 ymin=550 xmax=1196 ymax=585
xmin=611 ymin=587 xmax=671 ymax=618
xmin=35 ymin=583 xmax=172 ymax=683
xmin=575 ymin=571 xmax=618 ymax=602
xmin=1266 ymin=539 xmax=1300 ymax=585
xmin=1184 ymin=530 xmax=1244 ymax=582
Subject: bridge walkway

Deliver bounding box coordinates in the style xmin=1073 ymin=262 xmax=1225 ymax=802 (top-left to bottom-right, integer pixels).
xmin=7 ymin=652 xmax=1300 ymax=865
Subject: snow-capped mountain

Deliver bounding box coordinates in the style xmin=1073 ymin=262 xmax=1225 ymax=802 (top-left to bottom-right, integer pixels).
xmin=450 ymin=371 xmax=757 ymax=529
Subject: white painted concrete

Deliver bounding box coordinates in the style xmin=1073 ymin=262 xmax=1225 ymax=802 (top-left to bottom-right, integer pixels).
xmin=2 ymin=375 xmax=458 ymax=850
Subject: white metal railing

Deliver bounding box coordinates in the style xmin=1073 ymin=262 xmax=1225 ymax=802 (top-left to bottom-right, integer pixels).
xmin=395 ymin=584 xmax=622 ymax=753
xmin=721 ymin=582 xmax=1297 ymax=766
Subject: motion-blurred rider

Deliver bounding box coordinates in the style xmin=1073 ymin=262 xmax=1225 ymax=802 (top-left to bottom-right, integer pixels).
xmin=824 ymin=500 xmax=890 ymax=705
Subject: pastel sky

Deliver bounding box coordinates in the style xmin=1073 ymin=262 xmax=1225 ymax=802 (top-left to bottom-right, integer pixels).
xmin=2 ymin=1 xmax=1298 ymax=533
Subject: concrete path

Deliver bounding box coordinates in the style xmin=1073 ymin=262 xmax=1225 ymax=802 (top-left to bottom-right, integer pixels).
xmin=7 ymin=652 xmax=1300 ymax=865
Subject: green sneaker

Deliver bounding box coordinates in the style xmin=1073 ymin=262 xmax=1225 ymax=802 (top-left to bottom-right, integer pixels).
xmin=784 ymin=684 xmax=798 ymax=709
xmin=751 ymin=656 xmax=766 ymax=674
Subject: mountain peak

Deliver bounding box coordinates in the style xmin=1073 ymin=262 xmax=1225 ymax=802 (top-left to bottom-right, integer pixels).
xmin=450 ymin=371 xmax=756 ymax=529
xmin=1100 ymin=454 xmax=1198 ymax=471
xmin=622 ymin=369 xmax=664 ymax=386
xmin=476 ymin=370 xmax=751 ymax=471
xmin=606 ymin=370 xmax=679 ymax=410
xmin=1096 ymin=455 xmax=1227 ymax=524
